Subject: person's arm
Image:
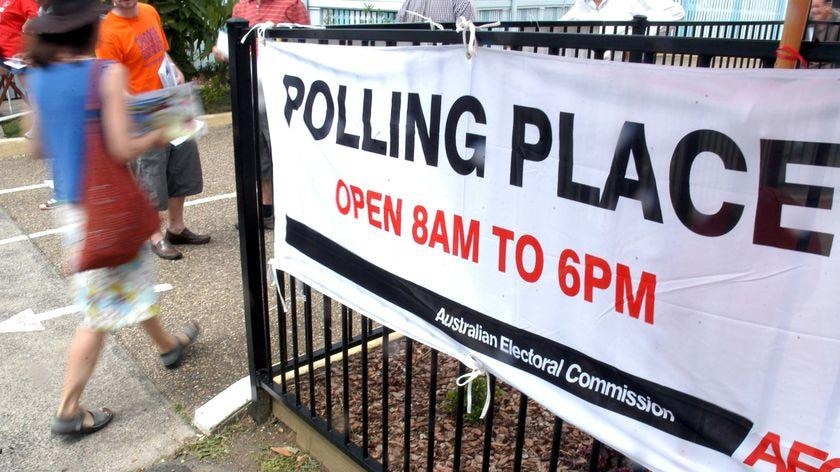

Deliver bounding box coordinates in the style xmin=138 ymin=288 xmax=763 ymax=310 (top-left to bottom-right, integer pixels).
xmin=101 ymin=64 xmax=167 ymax=163
xmin=213 ymin=2 xmax=243 ymax=62
xmin=289 ymin=0 xmax=311 ymax=25
xmin=560 ymin=2 xmax=584 ymax=21
xmin=20 ymin=0 xmax=39 ymax=37
xmin=212 ymin=46 xmax=228 ymax=62
xmin=150 ymin=6 xmax=184 ymax=84
xmin=165 ymin=53 xmax=185 ymax=85
xmin=24 ymin=0 xmax=38 ymax=15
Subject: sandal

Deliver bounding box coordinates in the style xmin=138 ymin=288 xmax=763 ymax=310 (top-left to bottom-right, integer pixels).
xmin=160 ymin=322 xmax=200 ymax=369
xmin=51 ymin=407 xmax=113 ymax=436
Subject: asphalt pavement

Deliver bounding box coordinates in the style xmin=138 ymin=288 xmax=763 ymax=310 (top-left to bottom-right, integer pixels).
xmin=0 ymin=120 xmax=262 ymax=471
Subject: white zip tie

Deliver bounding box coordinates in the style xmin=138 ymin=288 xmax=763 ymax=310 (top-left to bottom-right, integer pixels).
xmin=455 ymin=354 xmax=491 ymax=419
xmin=455 ymin=17 xmax=500 ymax=59
xmin=269 ymin=259 xmax=289 ymax=314
xmin=405 ymin=11 xmax=445 ymax=31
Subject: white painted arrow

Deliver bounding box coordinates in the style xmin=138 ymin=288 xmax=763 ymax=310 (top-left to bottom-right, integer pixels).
xmin=0 ymin=283 xmax=173 ymax=333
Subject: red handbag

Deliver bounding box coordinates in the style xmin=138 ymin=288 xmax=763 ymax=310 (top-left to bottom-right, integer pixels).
xmin=75 ymin=60 xmax=159 ymax=272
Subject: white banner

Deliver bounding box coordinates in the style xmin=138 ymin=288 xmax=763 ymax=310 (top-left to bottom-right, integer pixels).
xmin=260 ymin=41 xmax=840 ymax=472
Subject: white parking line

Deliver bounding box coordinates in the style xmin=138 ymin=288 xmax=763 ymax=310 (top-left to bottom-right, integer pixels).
xmin=0 ymin=283 xmax=174 ymax=333
xmin=0 ymin=226 xmax=70 ymax=247
xmin=0 ymin=192 xmax=237 ymax=247
xmin=0 ymin=182 xmax=51 ymax=196
xmin=185 ymin=192 xmax=236 ymax=207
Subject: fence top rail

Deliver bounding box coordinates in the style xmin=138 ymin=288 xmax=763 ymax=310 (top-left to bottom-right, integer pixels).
xmin=262 ymin=27 xmax=786 ymax=58
xmin=327 ymin=19 xmax=792 ymax=29
xmin=254 ymin=22 xmax=840 ymax=62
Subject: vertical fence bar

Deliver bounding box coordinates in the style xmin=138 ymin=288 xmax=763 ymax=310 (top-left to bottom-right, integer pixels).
xmin=277 ymin=271 xmax=288 ymax=394
xmin=426 ymin=350 xmax=438 ymax=472
xmin=361 ymin=317 xmax=370 ymax=458
xmin=341 ymin=306 xmax=351 ymax=445
xmin=349 ymin=309 xmax=354 ymax=340
xmin=381 ymin=328 xmax=390 ymax=469
xmin=452 ymin=363 xmax=466 ymax=472
xmin=323 ymin=295 xmax=333 ymax=430
xmin=480 ymin=375 xmax=497 ymax=472
xmin=629 ymin=15 xmax=647 ymax=63
xmin=588 ymin=440 xmax=602 ymax=472
xmin=304 ymin=285 xmax=316 ymax=417
xmin=512 ymin=394 xmax=529 ymax=472
xmin=228 ymin=18 xmax=271 ymax=421
xmin=403 ymin=338 xmax=413 ymax=472
xmin=548 ymin=416 xmax=565 ymax=472
xmin=290 ymin=276 xmax=301 ymax=405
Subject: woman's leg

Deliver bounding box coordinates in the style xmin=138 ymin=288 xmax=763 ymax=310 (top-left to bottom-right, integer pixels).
xmin=140 ymin=317 xmax=179 ymax=354
xmin=56 ymin=328 xmax=106 ymax=421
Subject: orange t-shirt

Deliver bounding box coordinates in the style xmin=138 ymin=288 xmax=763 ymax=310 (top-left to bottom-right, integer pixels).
xmin=95 ymin=3 xmax=170 ymax=94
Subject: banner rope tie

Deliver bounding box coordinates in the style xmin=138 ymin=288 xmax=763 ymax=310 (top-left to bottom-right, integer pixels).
xmin=455 ymin=355 xmax=491 ymax=419
xmin=404 ymin=11 xmax=445 ymax=31
xmin=455 ymin=17 xmax=501 ymax=59
xmin=776 ymin=45 xmax=808 ymax=69
xmin=241 ymin=22 xmax=275 ymax=45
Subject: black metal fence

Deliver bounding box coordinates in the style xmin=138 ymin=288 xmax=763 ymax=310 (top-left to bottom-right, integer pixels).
xmin=229 ymin=19 xmax=840 ymax=472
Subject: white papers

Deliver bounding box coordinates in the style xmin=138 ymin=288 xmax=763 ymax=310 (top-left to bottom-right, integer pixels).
xmin=128 ymin=83 xmax=204 ymax=145
xmin=157 ymin=57 xmax=179 ymax=88
xmin=215 ymin=30 xmax=229 ymax=61
xmin=3 ymin=59 xmax=26 ymax=70
xmin=170 ymin=119 xmax=207 ymax=146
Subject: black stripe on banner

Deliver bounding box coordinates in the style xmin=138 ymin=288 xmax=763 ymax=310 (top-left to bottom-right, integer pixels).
xmin=285 ymin=217 xmax=753 ymax=456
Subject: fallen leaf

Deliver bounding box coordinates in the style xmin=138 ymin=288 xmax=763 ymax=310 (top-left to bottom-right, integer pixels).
xmin=271 ymin=446 xmax=293 ymax=457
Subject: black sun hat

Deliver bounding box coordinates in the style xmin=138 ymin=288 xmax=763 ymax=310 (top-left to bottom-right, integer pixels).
xmin=26 ymin=0 xmax=111 ymax=35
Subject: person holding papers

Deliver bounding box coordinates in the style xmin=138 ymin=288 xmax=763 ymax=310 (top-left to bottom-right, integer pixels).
xmin=26 ymin=0 xmax=200 ymax=437
xmin=96 ymin=0 xmax=210 ymax=260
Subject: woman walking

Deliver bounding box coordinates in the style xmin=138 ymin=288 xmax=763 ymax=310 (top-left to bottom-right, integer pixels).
xmin=25 ymin=0 xmax=199 ymax=437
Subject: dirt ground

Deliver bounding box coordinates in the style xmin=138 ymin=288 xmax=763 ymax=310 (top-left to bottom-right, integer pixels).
xmin=143 ymin=415 xmax=323 ymax=472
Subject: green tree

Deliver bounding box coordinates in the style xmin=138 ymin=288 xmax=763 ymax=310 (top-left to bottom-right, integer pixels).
xmin=146 ymin=0 xmax=234 ymax=77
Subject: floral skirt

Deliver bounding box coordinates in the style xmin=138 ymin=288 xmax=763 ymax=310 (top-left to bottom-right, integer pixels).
xmin=59 ymin=205 xmax=159 ymax=332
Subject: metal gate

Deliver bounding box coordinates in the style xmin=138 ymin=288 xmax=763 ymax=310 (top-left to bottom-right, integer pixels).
xmin=229 ymin=19 xmax=840 ymax=472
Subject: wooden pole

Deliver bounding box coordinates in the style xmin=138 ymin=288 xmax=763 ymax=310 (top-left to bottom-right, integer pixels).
xmin=775 ymin=0 xmax=812 ymax=68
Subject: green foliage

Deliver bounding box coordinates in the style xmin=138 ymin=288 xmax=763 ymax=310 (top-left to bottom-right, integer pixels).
xmin=1 ymin=117 xmax=22 ymax=138
xmin=444 ymin=376 xmax=502 ymax=424
xmin=196 ymin=63 xmax=231 ymax=113
xmin=147 ymin=0 xmax=234 ymax=78
xmin=185 ymin=430 xmax=232 ymax=461
xmin=260 ymin=450 xmax=321 ymax=472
